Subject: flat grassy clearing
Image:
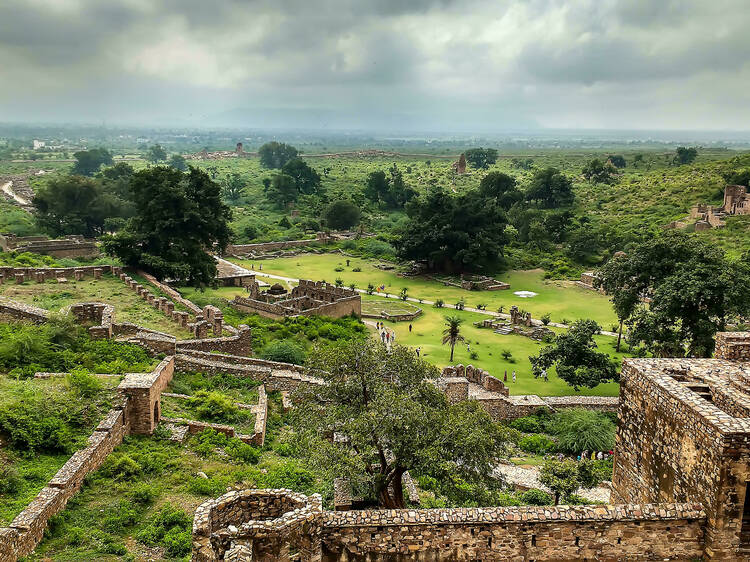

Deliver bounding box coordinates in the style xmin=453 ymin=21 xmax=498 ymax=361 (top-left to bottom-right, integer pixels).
xmin=0 ymin=275 xmax=193 ymax=338
xmin=232 ymin=254 xmax=619 ymax=327
xmin=365 ymin=297 xmax=622 ymax=397
xmin=160 ymin=395 xmax=257 ymax=434
xmin=362 ymin=299 xmax=422 ymax=316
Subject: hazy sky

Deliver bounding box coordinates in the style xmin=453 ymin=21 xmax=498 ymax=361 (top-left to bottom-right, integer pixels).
xmin=2 ymin=0 xmax=749 ymax=131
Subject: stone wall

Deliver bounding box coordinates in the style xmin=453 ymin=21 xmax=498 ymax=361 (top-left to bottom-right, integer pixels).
xmin=176 ymin=325 xmax=252 ymax=356
xmin=191 ymin=490 xmax=705 ymax=562
xmin=715 ymin=331 xmax=750 ymax=361
xmin=118 ymin=356 xmax=175 ymax=435
xmin=232 ymin=280 xmax=361 ymax=320
xmin=226 ymin=238 xmax=327 ymax=256
xmin=0 ymin=297 xmax=49 ymax=323
xmin=0 ymin=235 xmax=99 ymax=258
xmin=0 ymin=402 xmax=129 ymax=561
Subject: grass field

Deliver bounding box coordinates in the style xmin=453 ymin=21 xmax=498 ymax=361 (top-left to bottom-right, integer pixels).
xmin=361 ymin=298 xmax=422 ymax=316
xmin=364 ymin=296 xmax=622 ymax=397
xmin=232 ymin=254 xmax=620 ymax=328
xmin=0 ymin=275 xmax=193 ymax=338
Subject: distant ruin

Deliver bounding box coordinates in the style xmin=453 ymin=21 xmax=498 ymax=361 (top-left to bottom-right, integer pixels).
xmin=231 ymin=279 xmax=361 ymax=320
xmin=683 ymin=184 xmax=750 ymax=230
xmin=0 ymin=234 xmax=99 ymax=259
xmin=452 ymin=153 xmax=467 ymax=174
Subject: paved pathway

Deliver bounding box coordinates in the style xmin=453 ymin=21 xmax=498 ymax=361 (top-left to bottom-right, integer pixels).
xmin=1 ymin=181 xmax=30 ymax=206
xmin=494 ymin=463 xmax=611 ymax=503
xmin=249 ymin=270 xmax=617 ymax=337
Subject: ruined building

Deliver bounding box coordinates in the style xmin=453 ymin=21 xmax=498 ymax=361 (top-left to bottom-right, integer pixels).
xmin=689 ymin=184 xmax=750 ymax=230
xmin=231 ymin=279 xmax=361 ymax=320
xmin=192 ymin=332 xmax=750 ymax=561
xmin=452 ymin=153 xmax=466 ymax=174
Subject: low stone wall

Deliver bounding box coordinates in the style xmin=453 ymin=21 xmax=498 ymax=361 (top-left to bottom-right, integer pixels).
xmin=135 ymin=270 xmax=202 ymax=314
xmin=0 ymin=297 xmax=49 ymax=323
xmin=362 ymin=309 xmax=422 ymax=322
xmin=321 ymin=503 xmax=705 ymax=561
xmin=176 ymin=325 xmax=252 ymax=356
xmin=541 ymin=395 xmax=620 ymax=412
xmin=226 ymin=238 xmax=326 ymax=255
xmin=0 ymin=265 xmax=116 ymax=284
xmin=0 ymin=403 xmax=129 ymax=561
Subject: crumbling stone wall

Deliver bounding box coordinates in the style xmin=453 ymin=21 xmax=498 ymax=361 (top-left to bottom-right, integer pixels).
xmin=232 ymin=280 xmax=361 ymax=320
xmin=0 ymin=235 xmax=99 ymax=258
xmin=176 ymin=325 xmax=252 ymax=356
xmin=0 ymin=297 xmax=49 ymax=323
xmin=715 ymin=331 xmax=750 ymax=361
xmin=117 ymin=356 xmax=175 ymax=435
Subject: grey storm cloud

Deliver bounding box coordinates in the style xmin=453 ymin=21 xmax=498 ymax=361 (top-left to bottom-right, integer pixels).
xmin=0 ymin=0 xmax=749 ymax=131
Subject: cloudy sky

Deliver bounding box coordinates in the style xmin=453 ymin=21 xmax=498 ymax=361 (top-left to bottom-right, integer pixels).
xmin=1 ymin=0 xmax=749 ymax=132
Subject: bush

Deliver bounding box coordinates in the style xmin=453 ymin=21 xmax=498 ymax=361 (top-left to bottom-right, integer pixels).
xmin=135 ymin=504 xmax=192 ymax=556
xmin=129 ymin=482 xmax=158 ymax=505
xmin=509 ymin=416 xmax=543 ymax=433
xmin=501 ymin=349 xmax=513 ymax=361
xmin=188 ymin=390 xmax=238 ymax=422
xmin=519 ymin=434 xmax=556 ymax=454
xmin=434 ymin=299 xmax=444 ymax=308
xmin=225 ymin=440 xmax=261 ymax=464
xmin=100 ymin=453 xmax=142 ymax=481
xmin=325 ymin=200 xmax=361 ymax=230
xmin=541 ymin=313 xmax=551 ymax=326
xmin=260 ymin=340 xmax=306 ymax=365
xmin=552 ymin=409 xmax=615 ymax=454
xmin=0 ymin=463 xmax=21 ymax=494
xmin=334 ymin=266 xmax=344 ymax=272
xmin=367 ymin=283 xmax=375 ymax=295
xmin=66 ymin=367 xmax=102 ymax=398
xmin=102 ymin=500 xmax=139 ymax=531
xmin=520 ymin=488 xmax=554 ymax=506
xmin=352 ymin=267 xmax=362 ymax=272
xmin=0 ymin=389 xmax=79 ymax=453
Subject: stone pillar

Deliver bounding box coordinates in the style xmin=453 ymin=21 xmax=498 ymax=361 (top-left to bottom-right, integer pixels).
xmin=112 ymin=266 xmax=122 ymax=276
xmin=146 ymin=293 xmax=155 ymax=305
xmin=157 ymin=297 xmax=167 ymax=311
xmin=0 ymin=274 xmax=4 ymax=285
xmin=15 ymin=273 xmax=25 ymax=284
xmin=93 ymin=268 xmax=103 ymax=280
xmin=74 ymin=269 xmax=84 ymax=281
xmin=213 ymin=318 xmax=223 ymax=336
xmin=165 ymin=302 xmax=174 ymax=316
xmin=36 ymin=271 xmax=45 ymax=283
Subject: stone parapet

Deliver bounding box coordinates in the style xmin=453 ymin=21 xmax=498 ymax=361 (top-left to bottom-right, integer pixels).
xmin=715 ymin=331 xmax=750 ymax=362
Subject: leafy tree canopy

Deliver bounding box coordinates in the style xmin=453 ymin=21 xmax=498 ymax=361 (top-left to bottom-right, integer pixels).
xmin=266 ymin=173 xmax=298 ymax=209
xmin=674 ymin=146 xmax=698 ymax=165
xmin=582 ymin=159 xmax=618 ymax=185
xmin=292 ymin=339 xmax=508 ymax=508
xmin=168 ymin=154 xmax=188 ymax=171
xmin=530 ymin=319 xmax=618 ymax=390
xmin=607 ymin=154 xmax=626 ymax=168
xmin=539 ymin=458 xmax=602 ymax=505
xmin=525 ymin=167 xmax=574 ymax=209
xmin=222 ymin=172 xmax=246 ymax=204
xmin=71 ymin=148 xmax=114 ymax=176
xmin=281 ymin=158 xmax=322 ymax=195
xmin=464 ymin=148 xmax=498 ymax=169
xmin=146 ymin=144 xmax=167 ymax=164
xmin=395 ymin=187 xmax=509 ymax=272
xmin=596 ymin=231 xmax=750 ymax=357
xmin=258 ymin=141 xmax=299 ymax=169
xmin=479 ymin=172 xmax=523 ymax=210
xmin=102 ymin=166 xmax=232 ymax=287
xmin=363 ymin=164 xmax=416 ymax=208
xmin=325 ymin=200 xmax=361 ymax=230
xmin=34 ymin=175 xmax=130 ymax=238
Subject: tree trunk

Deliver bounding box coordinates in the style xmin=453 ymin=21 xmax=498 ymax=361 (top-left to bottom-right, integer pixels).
xmin=616 ymin=320 xmax=623 ymax=352
xmin=450 ymin=342 xmax=455 ymax=362
xmin=554 ymin=491 xmax=560 ymax=505
xmin=391 ymin=468 xmax=405 ymax=508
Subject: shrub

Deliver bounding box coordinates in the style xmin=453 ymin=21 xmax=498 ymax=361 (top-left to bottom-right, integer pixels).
xmin=434 ymin=299 xmax=444 ymax=308
xmin=225 ymin=440 xmax=261 ymax=464
xmin=509 ymin=416 xmax=542 ymax=433
xmin=0 ymin=389 xmax=79 ymax=453
xmin=469 ymin=351 xmax=479 ymax=360
xmin=136 ymin=505 xmax=192 ymax=557
xmin=0 ymin=463 xmax=21 ymax=494
xmin=261 ymin=340 xmax=306 ymax=365
xmin=541 ymin=313 xmax=551 ymax=326
xmin=520 ymin=488 xmax=554 ymax=506
xmin=552 ymin=409 xmax=615 ymax=454
xmin=334 ymin=266 xmax=344 ymax=272
xmin=519 ymin=434 xmax=556 ymax=454
xmin=129 ymin=483 xmax=158 ymax=505
xmin=367 ymin=283 xmax=375 ymax=295
xmin=400 ymin=288 xmax=408 ymax=300
xmin=102 ymin=500 xmax=139 ymax=532
xmin=188 ymin=390 xmax=238 ymax=422
xmin=501 ymin=349 xmax=513 ymax=361
xmin=66 ymin=367 xmax=102 ymax=398
xmin=352 ymin=267 xmax=362 ymax=272
xmin=100 ymin=453 xmax=142 ymax=481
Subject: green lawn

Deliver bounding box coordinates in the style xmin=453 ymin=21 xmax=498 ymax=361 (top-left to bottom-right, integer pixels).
xmin=368 ymin=299 xmax=622 ymax=397
xmin=362 ymin=298 xmax=422 ymax=316
xmin=0 ymin=275 xmax=193 ymax=338
xmin=232 ymin=254 xmax=619 ymax=328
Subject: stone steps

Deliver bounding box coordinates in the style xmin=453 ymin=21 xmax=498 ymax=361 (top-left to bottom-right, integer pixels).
xmin=494 ymin=327 xmax=513 ymax=335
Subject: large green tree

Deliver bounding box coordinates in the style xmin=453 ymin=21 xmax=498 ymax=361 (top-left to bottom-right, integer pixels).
xmin=525 ymin=167 xmax=574 ymax=209
xmin=292 ymin=339 xmax=508 ymax=508
xmin=34 ymin=176 xmax=128 ymax=238
xmin=596 ymin=232 xmax=750 ymax=357
xmin=102 ymin=166 xmax=232 ymax=286
xmin=324 ymin=200 xmax=360 ymax=230
xmin=539 ymin=458 xmax=602 ymax=505
xmin=281 ymin=158 xmax=322 ymax=195
xmin=258 ymin=142 xmax=299 ymax=169
xmin=582 ymin=159 xmax=617 ymax=184
xmin=478 ymin=172 xmax=523 ymax=210
xmin=363 ymin=165 xmax=416 ymax=208
xmin=673 ymin=146 xmax=698 ymax=165
xmin=395 ymin=187 xmax=509 ymax=272
xmin=71 ymin=148 xmax=114 ymax=176
xmin=464 ymin=148 xmax=498 ymax=169
xmin=530 ymin=319 xmax=618 ymax=390
xmin=146 ymin=144 xmax=167 ymax=164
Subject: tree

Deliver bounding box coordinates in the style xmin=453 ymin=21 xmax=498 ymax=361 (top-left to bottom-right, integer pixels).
xmin=673 ymin=146 xmax=698 ymax=165
xmin=266 ymin=173 xmax=298 ymax=208
xmin=71 ymin=148 xmax=113 ymax=176
xmin=222 ymin=172 xmax=245 ymax=203
xmin=281 ymin=158 xmax=322 ymax=195
xmin=607 ymin=154 xmax=626 ymax=168
xmin=478 ymin=172 xmax=523 ymax=209
xmin=464 ymin=148 xmax=498 ymax=169
xmin=530 ymin=319 xmax=618 ymax=391
xmin=102 ymin=166 xmax=232 ymax=287
xmin=582 ymin=159 xmax=617 ymax=184
xmin=539 ymin=459 xmax=602 ymax=505
xmin=325 ymin=200 xmax=360 ymax=230
xmin=34 ymin=176 xmax=127 ymax=238
xmin=525 ymin=167 xmax=574 ymax=209
xmin=363 ymin=166 xmax=416 ymax=208
xmin=364 ymin=170 xmax=388 ymax=202
xmin=632 ymin=154 xmax=644 ymax=167
xmin=292 ymin=339 xmax=508 ymax=508
xmin=395 ymin=187 xmax=509 ymax=272
xmin=258 ymin=141 xmax=299 ymax=169
xmin=551 ymin=409 xmax=615 ymax=454
xmin=596 ymin=231 xmax=750 ymax=357
xmin=442 ymin=316 xmax=465 ymax=362
xmin=146 ymin=144 xmax=167 ymax=164
xmin=168 ymin=154 xmax=187 ymax=171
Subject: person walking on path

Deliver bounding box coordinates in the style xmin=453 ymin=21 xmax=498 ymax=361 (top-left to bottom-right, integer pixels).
xmin=512 ymin=370 xmax=516 ymax=383
xmin=416 ymin=347 xmax=421 ymax=357
xmin=409 ymin=324 xmax=412 ymax=332
xmin=503 ymin=370 xmax=507 ymax=382
xmin=381 ymin=331 xmax=386 ymax=343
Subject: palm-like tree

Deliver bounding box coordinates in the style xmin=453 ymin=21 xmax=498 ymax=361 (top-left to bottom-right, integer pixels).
xmin=442 ymin=315 xmax=465 ymax=362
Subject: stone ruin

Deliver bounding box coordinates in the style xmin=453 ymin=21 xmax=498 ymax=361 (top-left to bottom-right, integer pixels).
xmin=683 ymin=184 xmax=750 ymax=230
xmin=480 ymin=306 xmax=554 ymax=341
xmin=190 ymin=333 xmax=750 ymax=561
xmin=452 ymin=153 xmax=467 ymax=174
xmin=0 ymin=234 xmax=99 ymax=259
xmin=231 ymin=279 xmax=361 ymax=320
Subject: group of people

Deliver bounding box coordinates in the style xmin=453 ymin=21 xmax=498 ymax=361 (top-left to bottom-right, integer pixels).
xmin=375 ymin=321 xmax=396 ymax=347
xmin=502 ymin=370 xmax=517 ymax=383
xmin=576 ymin=450 xmax=613 ymax=462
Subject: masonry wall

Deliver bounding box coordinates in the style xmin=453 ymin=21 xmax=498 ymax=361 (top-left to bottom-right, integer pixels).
xmin=611 ymin=359 xmax=742 ymax=559
xmin=321 ymin=504 xmax=705 ymax=561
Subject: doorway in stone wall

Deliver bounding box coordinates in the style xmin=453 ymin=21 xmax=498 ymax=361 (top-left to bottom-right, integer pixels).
xmin=153 ymin=401 xmax=160 ymax=426
xmin=741 ymin=482 xmax=750 ymax=546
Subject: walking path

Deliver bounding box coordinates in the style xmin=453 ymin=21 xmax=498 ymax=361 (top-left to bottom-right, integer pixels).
xmin=494 ymin=463 xmax=611 ymax=503
xmin=1 ymin=181 xmax=31 ymax=206
xmin=248 ymin=270 xmax=617 ymax=337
